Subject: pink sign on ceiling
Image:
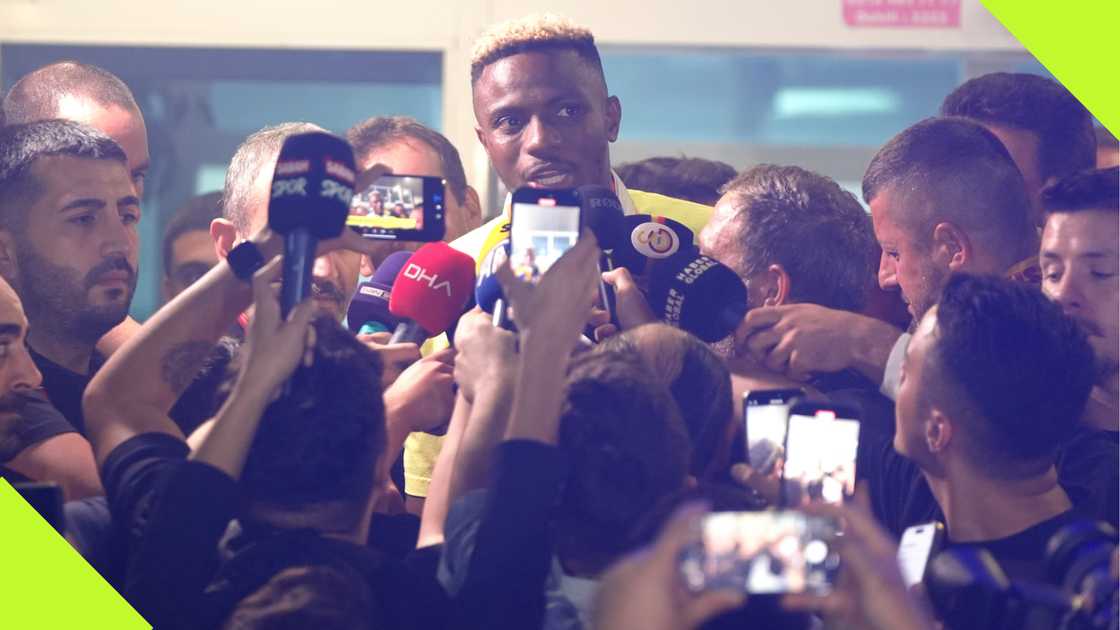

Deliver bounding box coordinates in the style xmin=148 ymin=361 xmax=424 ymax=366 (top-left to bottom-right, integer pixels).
xmin=843 ymin=0 xmax=962 ymax=28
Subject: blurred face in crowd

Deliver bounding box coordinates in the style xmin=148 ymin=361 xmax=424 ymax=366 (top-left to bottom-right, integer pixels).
xmin=0 ymin=278 xmax=43 ymax=413
xmin=894 ymin=307 xmax=942 ymax=471
xmin=473 ymin=50 xmax=621 ymax=191
xmin=239 ymin=165 xmax=360 ymax=321
xmin=163 ymin=229 xmax=218 ymax=303
xmin=1040 ymin=210 xmax=1120 ymax=384
xmin=983 ymin=124 xmax=1045 ymax=226
xmin=56 ymin=96 xmax=151 ymax=198
xmin=871 ymin=188 xmax=946 ymax=329
xmin=356 ymin=139 xmax=481 ymax=269
xmin=0 ymin=156 xmax=139 ymax=346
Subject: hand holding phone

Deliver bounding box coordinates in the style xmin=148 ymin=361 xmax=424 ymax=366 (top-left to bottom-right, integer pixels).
xmin=680 ymin=510 xmax=841 ymax=595
xmin=897 ymin=521 xmax=945 ymax=588
xmin=782 ymin=400 xmax=861 ymax=507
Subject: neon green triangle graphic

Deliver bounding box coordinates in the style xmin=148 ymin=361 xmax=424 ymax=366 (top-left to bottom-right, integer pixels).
xmin=0 ymin=481 xmax=150 ymax=629
xmin=982 ymin=0 xmax=1119 ymax=134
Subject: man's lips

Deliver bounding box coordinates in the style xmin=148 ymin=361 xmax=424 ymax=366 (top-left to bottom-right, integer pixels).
xmin=94 ymin=271 xmax=132 ymax=285
xmin=524 ymin=165 xmax=576 ymax=188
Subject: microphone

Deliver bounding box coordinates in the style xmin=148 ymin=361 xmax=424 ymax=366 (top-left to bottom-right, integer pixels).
xmin=475 ymin=239 xmax=510 ymax=315
xmin=388 ymin=242 xmax=476 ymax=345
xmin=577 ymin=186 xmax=626 ymax=330
xmin=612 ymin=214 xmax=696 ymax=277
xmin=645 ymin=251 xmax=748 ymax=343
xmin=268 ymin=131 xmax=356 ymax=317
xmin=347 ymin=250 xmax=413 ymax=335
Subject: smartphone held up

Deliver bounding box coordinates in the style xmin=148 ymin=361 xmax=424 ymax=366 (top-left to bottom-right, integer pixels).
xmin=347 ymin=173 xmax=446 ymax=242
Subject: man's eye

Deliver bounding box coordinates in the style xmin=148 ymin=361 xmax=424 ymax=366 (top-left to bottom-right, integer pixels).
xmin=557 ymin=105 xmax=582 ymax=118
xmin=70 ymin=214 xmax=96 ymax=226
xmin=121 ymin=211 xmax=141 ymax=226
xmin=495 ymin=115 xmax=524 ymax=131
xmin=1091 ymin=271 xmax=1117 ymax=280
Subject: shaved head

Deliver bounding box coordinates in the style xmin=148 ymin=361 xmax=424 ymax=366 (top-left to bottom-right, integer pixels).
xmin=2 ymin=61 xmax=139 ymax=124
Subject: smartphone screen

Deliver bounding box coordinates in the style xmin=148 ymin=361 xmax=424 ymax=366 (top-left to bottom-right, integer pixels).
xmin=680 ymin=511 xmax=840 ymax=595
xmin=898 ymin=522 xmax=944 ymax=587
xmin=510 ymin=190 xmax=581 ymax=282
xmin=783 ymin=407 xmax=860 ymax=506
xmin=744 ymin=389 xmax=804 ymax=475
xmin=347 ymin=174 xmax=445 ymax=241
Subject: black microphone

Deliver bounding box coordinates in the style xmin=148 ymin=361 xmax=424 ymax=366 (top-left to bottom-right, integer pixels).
xmin=268 ymin=132 xmax=356 ymax=316
xmin=612 ymin=214 xmax=696 ymax=277
xmin=646 ymin=251 xmax=748 ymax=342
xmin=577 ymin=185 xmax=627 ymax=331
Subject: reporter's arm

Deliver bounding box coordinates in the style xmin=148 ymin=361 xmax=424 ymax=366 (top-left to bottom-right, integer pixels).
xmin=83 ymin=232 xmax=277 ymax=467
xmin=417 ymin=392 xmax=472 ymax=548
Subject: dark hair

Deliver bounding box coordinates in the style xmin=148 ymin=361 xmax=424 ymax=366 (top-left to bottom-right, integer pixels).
xmin=863 ymin=117 xmax=1033 ymax=261
xmin=0 ymin=119 xmax=127 ymax=232
xmin=1041 ymin=167 xmax=1119 ymax=215
xmin=345 ymin=116 xmax=468 ymax=205
xmin=721 ymin=164 xmax=877 ymax=312
xmin=615 ymin=156 xmax=736 ymax=206
xmin=931 ymin=274 xmax=1095 ymax=473
xmin=601 ymin=324 xmax=734 ymax=479
xmin=555 ymin=347 xmax=691 ymax=573
xmin=940 ymin=72 xmax=1095 ymax=185
xmin=223 ymin=565 xmax=377 ymax=630
xmin=162 ymin=191 xmax=222 ymax=275
xmin=2 ymin=61 xmax=140 ymax=125
xmin=216 ymin=317 xmax=385 ymax=523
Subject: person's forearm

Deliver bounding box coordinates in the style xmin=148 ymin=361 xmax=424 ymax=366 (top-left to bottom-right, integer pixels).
xmin=95 ymin=316 xmax=141 ymax=358
xmin=418 ymin=393 xmax=471 ymax=547
xmin=449 ymin=375 xmax=515 ymax=499
xmin=847 ymin=315 xmax=903 ymax=386
xmin=188 ymin=378 xmax=272 ymax=480
xmin=85 ymin=231 xmax=277 ymax=463
xmin=505 ymin=336 xmax=569 ymax=444
xmin=4 ymin=434 xmax=103 ymax=500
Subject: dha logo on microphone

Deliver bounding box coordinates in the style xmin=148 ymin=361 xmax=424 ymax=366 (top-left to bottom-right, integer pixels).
xmin=403 ymin=263 xmax=453 ymax=297
xmin=631 ymin=222 xmax=680 ymax=259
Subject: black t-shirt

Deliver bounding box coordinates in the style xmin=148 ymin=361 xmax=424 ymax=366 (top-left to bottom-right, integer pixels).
xmin=0 ymin=390 xmax=77 ymax=464
xmin=950 ymin=509 xmax=1086 ymax=584
xmin=101 ymin=432 xmax=449 ymax=630
xmin=1056 ymin=427 xmax=1119 ymax=529
xmin=29 ymin=347 xmax=103 ymax=436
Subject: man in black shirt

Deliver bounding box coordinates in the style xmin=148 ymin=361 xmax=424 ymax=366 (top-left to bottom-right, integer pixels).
xmin=1039 ymin=168 xmax=1120 ymax=529
xmin=892 ymin=274 xmax=1096 ymax=586
xmin=0 ymin=261 xmax=100 ymax=499
xmin=0 ymin=120 xmax=139 ymax=436
xmin=83 ymin=204 xmax=446 ymax=627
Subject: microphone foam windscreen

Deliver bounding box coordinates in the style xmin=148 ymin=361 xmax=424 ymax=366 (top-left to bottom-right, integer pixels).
xmin=389 ymin=242 xmax=476 ymax=335
xmin=268 ymin=131 xmax=356 ymax=239
xmin=613 ymin=214 xmax=697 ymax=276
xmin=475 ymin=239 xmax=510 ymax=313
xmin=346 ymin=250 xmax=412 ymax=333
xmin=646 ymin=251 xmax=748 ymax=343
xmin=577 ymin=185 xmax=625 ymax=250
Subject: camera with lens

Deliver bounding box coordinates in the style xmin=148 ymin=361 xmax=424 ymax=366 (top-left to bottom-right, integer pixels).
xmin=926 ymin=519 xmax=1118 ymax=630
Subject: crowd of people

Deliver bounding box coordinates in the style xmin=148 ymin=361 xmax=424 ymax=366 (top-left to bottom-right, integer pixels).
xmin=0 ymin=12 xmax=1117 ymax=630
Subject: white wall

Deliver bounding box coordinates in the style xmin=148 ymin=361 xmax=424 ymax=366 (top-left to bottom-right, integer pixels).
xmin=0 ymin=0 xmax=1026 ymax=208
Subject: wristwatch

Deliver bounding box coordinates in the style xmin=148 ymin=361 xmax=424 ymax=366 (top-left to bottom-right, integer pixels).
xmin=227 ymin=241 xmax=265 ymax=282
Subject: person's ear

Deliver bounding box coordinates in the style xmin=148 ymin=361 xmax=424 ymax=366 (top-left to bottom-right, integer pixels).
xmin=0 ymin=230 xmax=19 ymax=282
xmin=359 ymin=254 xmax=375 ymax=278
xmin=932 ymin=222 xmax=971 ymax=272
xmin=761 ymin=264 xmax=792 ymax=307
xmin=605 ymin=96 xmax=622 ymax=143
xmin=925 ymin=409 xmax=953 ymax=453
xmin=210 ymin=217 xmax=239 ymax=260
xmin=463 ymin=185 xmax=483 ymax=230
